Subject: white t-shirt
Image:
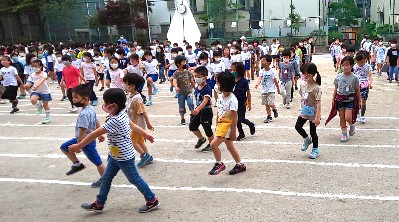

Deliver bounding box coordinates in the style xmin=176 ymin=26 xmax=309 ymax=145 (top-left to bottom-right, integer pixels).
xmin=216 ymin=93 xmax=238 ymax=138
xmin=47 ymin=54 xmax=56 ymax=63
xmin=109 ymin=69 xmax=124 ymax=89
xmin=81 ymin=62 xmax=96 ymax=80
xmin=18 ymin=56 xmax=26 ymax=66
xmin=126 ymin=93 xmax=146 ymax=129
xmin=353 ymin=63 xmax=371 ymax=84
xmin=102 ymin=110 xmax=135 ymax=161
xmin=270 ymin=43 xmax=280 ymax=55
xmin=260 ymin=45 xmax=269 ymax=55
xmin=0 ymin=66 xmax=18 ymax=86
xmin=212 ymin=61 xmax=226 ymax=74
xmin=28 ymin=71 xmax=51 ymax=94
xmin=126 ymin=64 xmax=143 ymax=76
xmin=241 ymin=52 xmax=251 ymax=61
xmin=55 ymin=61 xmax=65 ymax=72
xmin=186 ymin=52 xmax=197 ymax=64
xmin=143 ymin=59 xmax=158 ymax=75
xmin=72 ymin=59 xmax=81 ymax=69
xmin=222 ymin=57 xmax=232 ymax=70
xmin=24 ymin=64 xmax=34 ymax=76
xmin=231 ymin=54 xmax=242 ymax=63
xmin=260 ymin=69 xmax=276 ymax=93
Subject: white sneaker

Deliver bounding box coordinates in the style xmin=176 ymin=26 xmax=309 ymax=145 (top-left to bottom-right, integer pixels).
xmin=356 ymin=115 xmax=361 ymax=122
xmin=285 ymin=103 xmax=291 ymax=109
xmin=361 ymin=116 xmax=366 ymax=124
xmin=69 ymin=107 xmax=78 ymax=113
xmin=0 ymin=100 xmax=6 ymax=104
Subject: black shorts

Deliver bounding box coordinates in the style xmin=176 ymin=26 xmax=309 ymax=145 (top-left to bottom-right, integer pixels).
xmin=271 ymin=55 xmax=277 ymax=59
xmin=98 ymin=73 xmax=104 ymax=81
xmin=18 ymin=73 xmax=26 ymax=86
xmin=1 ymin=85 xmax=18 ymax=101
xmin=189 ymin=108 xmax=213 ymax=130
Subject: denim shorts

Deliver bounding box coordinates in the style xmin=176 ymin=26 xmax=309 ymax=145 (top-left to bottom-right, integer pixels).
xmin=60 ymin=138 xmax=102 ymax=166
xmin=30 ymin=92 xmax=52 ymax=101
xmin=336 ymin=100 xmax=354 ymax=111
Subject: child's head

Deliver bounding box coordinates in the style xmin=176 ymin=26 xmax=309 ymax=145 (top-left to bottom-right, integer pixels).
xmin=109 ymin=57 xmax=120 ymax=70
xmin=25 ymin=53 xmax=35 ymax=65
xmin=261 ymin=55 xmax=272 ymax=69
xmin=341 ymin=56 xmax=355 ymax=74
xmin=355 ymin=53 xmax=367 ymax=67
xmin=346 ymin=45 xmax=356 ymax=57
xmin=82 ymin=52 xmax=93 ymax=62
xmin=193 ymin=66 xmax=208 ymax=85
xmin=282 ymin=49 xmax=291 ymax=63
xmin=198 ymin=52 xmax=208 ymax=65
xmin=186 ymin=45 xmax=193 ymax=53
xmin=174 ymin=55 xmax=186 ymax=69
xmin=31 ymin=59 xmax=44 ymax=72
xmin=71 ymin=84 xmax=91 ymax=107
xmin=213 ymin=51 xmax=221 ymax=62
xmin=129 ymin=54 xmax=139 ymax=65
xmin=61 ymin=54 xmax=72 ymax=66
xmin=116 ymin=48 xmax=125 ymax=57
xmin=9 ymin=52 xmax=18 ymax=63
xmin=170 ymin=48 xmax=179 ymax=59
xmin=144 ymin=51 xmax=153 ymax=61
xmin=217 ymin=71 xmax=236 ymax=93
xmin=231 ymin=62 xmax=244 ymax=78
xmin=123 ymin=73 xmax=145 ymax=93
xmin=302 ymin=62 xmax=321 ymax=85
xmin=0 ymin=56 xmax=11 ymax=67
xmin=390 ymin=39 xmax=397 ymax=48
xmin=223 ymin=47 xmax=230 ymax=56
xmin=55 ymin=51 xmax=62 ymax=62
xmin=340 ymin=44 xmax=347 ymax=54
xmin=102 ymin=88 xmax=126 ymax=115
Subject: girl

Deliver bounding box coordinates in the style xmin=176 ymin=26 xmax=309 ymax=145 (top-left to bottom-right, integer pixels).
xmin=222 ymin=47 xmax=232 ymax=71
xmin=211 ymin=51 xmax=226 ymax=105
xmin=93 ymin=52 xmax=105 ymax=91
xmin=155 ymin=45 xmax=166 ymax=83
xmin=0 ymin=56 xmax=23 ymax=114
xmin=81 ymin=52 xmax=98 ymax=106
xmin=10 ymin=53 xmax=26 ymax=100
xmin=198 ymin=53 xmax=215 ymax=105
xmin=27 ymin=60 xmax=52 ymax=124
xmin=68 ymin=88 xmax=160 ymax=213
xmin=295 ymin=63 xmax=322 ymax=159
xmin=55 ymin=52 xmax=67 ymax=101
xmin=23 ymin=53 xmax=36 ymax=96
xmin=326 ymin=56 xmax=361 ymax=142
xmin=241 ymin=44 xmax=251 ymax=82
xmin=232 ymin=62 xmax=255 ymax=141
xmin=353 ymin=53 xmax=373 ymax=124
xmin=105 ymin=57 xmax=124 ymax=89
xmin=209 ymin=72 xmax=246 ymax=175
xmin=142 ymin=51 xmax=160 ymax=106
xmin=46 ymin=45 xmax=56 ymax=84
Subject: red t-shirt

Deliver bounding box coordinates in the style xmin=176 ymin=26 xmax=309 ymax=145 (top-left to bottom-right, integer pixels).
xmin=62 ymin=65 xmax=80 ymax=89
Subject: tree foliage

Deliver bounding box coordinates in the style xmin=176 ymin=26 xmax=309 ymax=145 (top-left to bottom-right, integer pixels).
xmin=288 ymin=4 xmax=301 ymax=35
xmin=328 ymin=0 xmax=361 ymax=27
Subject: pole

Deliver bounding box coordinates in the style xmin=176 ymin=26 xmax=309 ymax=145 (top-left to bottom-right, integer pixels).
xmin=128 ymin=0 xmax=136 ymax=41
xmin=145 ymin=0 xmax=151 ymax=44
xmin=318 ymin=0 xmax=321 ymax=31
xmin=85 ymin=0 xmax=92 ymax=42
xmin=290 ymin=0 xmax=293 ymax=36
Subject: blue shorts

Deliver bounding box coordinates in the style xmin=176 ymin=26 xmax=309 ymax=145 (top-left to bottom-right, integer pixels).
xmin=244 ymin=60 xmax=250 ymax=70
xmin=188 ymin=63 xmax=197 ymax=67
xmin=56 ymin=71 xmax=63 ymax=85
xmin=60 ymin=138 xmax=102 ymax=166
xmin=47 ymin=62 xmax=54 ymax=71
xmin=147 ymin=74 xmax=158 ymax=83
xmin=168 ymin=69 xmax=177 ymax=77
xmin=336 ymin=100 xmax=354 ymax=111
xmin=30 ymin=92 xmax=52 ymax=101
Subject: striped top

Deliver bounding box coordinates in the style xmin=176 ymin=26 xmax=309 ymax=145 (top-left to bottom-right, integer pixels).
xmin=102 ymin=110 xmax=135 ymax=161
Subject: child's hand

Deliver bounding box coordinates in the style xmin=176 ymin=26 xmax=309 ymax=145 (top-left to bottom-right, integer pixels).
xmin=192 ymin=108 xmax=199 ymax=116
xmin=144 ymin=133 xmax=155 ymax=143
xmin=247 ymin=104 xmax=252 ymax=111
xmin=147 ymin=123 xmax=154 ymax=131
xmin=98 ymin=135 xmax=105 ymax=143
xmin=369 ymin=83 xmax=373 ymax=89
xmin=175 ymin=87 xmax=180 ymax=93
xmin=31 ymin=86 xmax=37 ymax=91
xmin=358 ymin=102 xmax=362 ymax=109
xmin=229 ymin=131 xmax=237 ymax=141
xmin=255 ymin=84 xmax=259 ymax=89
xmin=277 ymin=89 xmax=281 ymax=95
xmin=68 ymin=144 xmax=82 ymax=153
xmin=313 ymin=118 xmax=320 ymax=126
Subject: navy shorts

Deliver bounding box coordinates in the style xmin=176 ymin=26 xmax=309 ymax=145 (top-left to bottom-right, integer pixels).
xmin=30 ymin=92 xmax=52 ymax=101
xmin=244 ymin=60 xmax=250 ymax=70
xmin=188 ymin=63 xmax=197 ymax=67
xmin=56 ymin=71 xmax=63 ymax=85
xmin=360 ymin=88 xmax=369 ymax=100
xmin=147 ymin=74 xmax=158 ymax=84
xmin=47 ymin=62 xmax=54 ymax=72
xmin=168 ymin=69 xmax=176 ymax=77
xmin=336 ymin=100 xmax=354 ymax=111
xmin=60 ymin=138 xmax=102 ymax=166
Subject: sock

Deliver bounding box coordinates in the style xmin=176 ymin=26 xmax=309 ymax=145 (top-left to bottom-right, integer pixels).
xmin=350 ymin=124 xmax=355 ymax=131
xmin=216 ymin=161 xmax=222 ymax=164
xmin=341 ymin=127 xmax=347 ymax=134
xmin=73 ymin=161 xmax=81 ymax=167
xmin=140 ymin=153 xmax=148 ymax=158
xmin=236 ymin=162 xmax=242 ymax=165
xmin=151 ymin=82 xmax=157 ymax=90
xmin=361 ymin=106 xmax=366 ymax=116
xmin=148 ymin=95 xmax=152 ymax=102
xmin=45 ymin=110 xmax=50 ymax=118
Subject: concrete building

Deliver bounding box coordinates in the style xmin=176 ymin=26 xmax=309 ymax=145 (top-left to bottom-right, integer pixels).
xmin=370 ymin=0 xmax=399 ymax=27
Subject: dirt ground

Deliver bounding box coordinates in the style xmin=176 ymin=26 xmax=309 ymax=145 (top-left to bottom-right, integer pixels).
xmin=1 ymin=54 xmax=399 ymax=222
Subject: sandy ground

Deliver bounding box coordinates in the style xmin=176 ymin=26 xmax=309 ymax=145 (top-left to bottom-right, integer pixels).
xmin=1 ymin=54 xmax=399 ymax=222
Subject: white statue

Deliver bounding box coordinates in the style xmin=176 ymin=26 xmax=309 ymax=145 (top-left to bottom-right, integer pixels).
xmin=167 ymin=0 xmax=201 ymax=47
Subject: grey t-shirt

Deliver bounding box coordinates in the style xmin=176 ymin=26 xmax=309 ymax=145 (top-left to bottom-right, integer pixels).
xmin=75 ymin=105 xmax=97 ymax=137
xmin=279 ymin=62 xmax=294 ymax=82
xmin=333 ymin=73 xmax=359 ymax=96
xmin=172 ymin=70 xmax=193 ymax=95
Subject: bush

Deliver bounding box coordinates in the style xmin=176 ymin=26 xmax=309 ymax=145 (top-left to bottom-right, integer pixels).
xmin=328 ymin=31 xmax=343 ymax=43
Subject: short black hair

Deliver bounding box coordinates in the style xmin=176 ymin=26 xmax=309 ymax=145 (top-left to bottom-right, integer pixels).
xmin=174 ymin=55 xmax=186 ymax=66
xmin=171 ymin=48 xmax=179 ymax=53
xmin=116 ymin=48 xmax=125 ymax=55
xmin=55 ymin=51 xmax=62 ymax=56
xmin=129 ymin=54 xmax=139 ymax=61
xmin=186 ymin=45 xmax=192 ymax=49
xmin=103 ymin=88 xmax=126 ymax=113
xmin=194 ymin=66 xmax=208 ymax=77
xmin=61 ymin=54 xmax=72 ymax=62
xmin=341 ymin=56 xmax=355 ymax=66
xmin=231 ymin=62 xmax=245 ymax=78
xmin=347 ymin=46 xmax=356 ymax=53
xmin=71 ymin=84 xmax=91 ymax=98
xmin=355 ymin=53 xmax=366 ymax=61
xmin=82 ymin=52 xmax=92 ymax=59
xmin=109 ymin=56 xmax=120 ymax=69
xmin=282 ymin=49 xmax=291 ymax=57
xmin=213 ymin=51 xmax=221 ymax=57
xmin=198 ymin=52 xmax=208 ymax=60
xmin=144 ymin=50 xmax=152 ymax=56
xmin=263 ymin=55 xmax=272 ymax=63
xmin=217 ymin=71 xmax=235 ymax=92
xmin=123 ymin=73 xmax=145 ymax=90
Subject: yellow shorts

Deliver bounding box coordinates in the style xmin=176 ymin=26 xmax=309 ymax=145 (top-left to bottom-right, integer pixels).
xmin=215 ymin=122 xmax=232 ymax=138
xmin=130 ymin=131 xmax=144 ymax=144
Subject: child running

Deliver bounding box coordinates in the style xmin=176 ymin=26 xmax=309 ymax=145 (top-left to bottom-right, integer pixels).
xmin=81 ymin=52 xmax=99 ymax=106
xmin=55 ymin=51 xmax=67 ymax=101
xmin=353 ymin=53 xmax=373 ymax=124
xmin=0 ymin=56 xmax=23 ymax=113
xmin=105 ymin=57 xmax=124 ymax=89
xmin=68 ymin=88 xmax=160 ymax=213
xmin=143 ymin=51 xmax=160 ymax=106
xmin=295 ymin=63 xmax=322 ymax=159
xmin=209 ymin=72 xmax=246 ymax=175
xmin=60 ymin=84 xmax=105 ymax=188
xmin=255 ymin=55 xmax=280 ymax=123
xmin=326 ymin=56 xmax=361 ymax=142
xmin=190 ymin=66 xmax=214 ymax=153
xmin=123 ymin=73 xmax=155 ymax=167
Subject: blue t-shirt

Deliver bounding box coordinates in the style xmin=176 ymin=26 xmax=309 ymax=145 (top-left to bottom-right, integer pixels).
xmin=75 ymin=106 xmax=97 ymax=138
xmin=233 ymin=78 xmax=249 ymax=106
xmin=194 ymin=84 xmax=212 ymax=107
xmin=119 ymin=58 xmax=130 ymax=70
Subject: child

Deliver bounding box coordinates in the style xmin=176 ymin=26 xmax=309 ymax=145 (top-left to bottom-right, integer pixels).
xmin=166 ymin=48 xmax=178 ymax=92
xmin=186 ymin=45 xmax=197 ymax=69
xmin=45 ymin=46 xmax=56 ymax=83
xmin=222 ymin=47 xmax=232 ymax=71
xmin=123 ymin=73 xmax=155 ymax=167
xmin=0 ymin=56 xmax=23 ymax=114
xmin=279 ymin=49 xmax=295 ymax=109
xmin=59 ymin=84 xmax=105 ymax=188
xmin=295 ymin=63 xmax=322 ymax=159
xmin=143 ymin=51 xmax=160 ymax=106
xmin=105 ymin=57 xmax=124 ymax=89
xmin=60 ymin=54 xmax=88 ymax=113
xmin=326 ymin=56 xmax=361 ymax=142
xmin=375 ymin=40 xmax=387 ymax=76
xmin=172 ymin=55 xmax=195 ymax=125
xmin=93 ymin=52 xmax=105 ymax=91
xmin=270 ymin=39 xmax=280 ymax=68
xmin=232 ymin=62 xmax=255 ymax=141
xmin=81 ymin=52 xmax=99 ymax=106
xmin=117 ymin=48 xmax=129 ymax=70
xmin=10 ymin=53 xmax=26 ymax=99
xmin=386 ymin=39 xmax=399 ymax=83
xmin=255 ymin=55 xmax=280 ymax=123
xmin=55 ymin=51 xmax=67 ymax=101
xmin=335 ymin=44 xmax=347 ymax=72
xmin=68 ymin=88 xmax=160 ymax=213
xmin=190 ymin=66 xmax=214 ymax=153
xmin=27 ymin=60 xmax=52 ymax=124
xmin=211 ymin=51 xmax=226 ymax=104
xmin=209 ymin=72 xmax=246 ymax=175
xmin=241 ymin=44 xmax=251 ymax=82
xmin=155 ymin=45 xmax=166 ymax=83
xmin=353 ymin=53 xmax=373 ymax=124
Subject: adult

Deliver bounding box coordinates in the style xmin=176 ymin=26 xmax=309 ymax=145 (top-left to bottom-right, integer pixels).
xmin=117 ymin=34 xmax=128 ymax=45
xmin=308 ymin=36 xmax=315 ymax=62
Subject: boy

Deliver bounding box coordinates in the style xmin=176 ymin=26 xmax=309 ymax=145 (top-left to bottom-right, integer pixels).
xmin=166 ymin=48 xmax=179 ymax=92
xmin=279 ymin=49 xmax=295 ymax=109
xmin=123 ymin=73 xmax=155 ymax=167
xmin=185 ymin=45 xmax=197 ymax=68
xmin=270 ymin=39 xmax=280 ymax=68
xmin=209 ymin=72 xmax=246 ymax=175
xmin=10 ymin=53 xmax=26 ymax=99
xmin=386 ymin=39 xmax=399 ymax=83
xmin=0 ymin=56 xmax=23 ymax=114
xmin=117 ymin=48 xmax=129 ymax=70
xmin=173 ymin=55 xmax=195 ymax=125
xmin=190 ymin=66 xmax=214 ymax=153
xmin=354 ymin=53 xmax=373 ymax=124
xmin=143 ymin=51 xmax=160 ymax=106
xmin=255 ymin=55 xmax=280 ymax=123
xmin=59 ymin=84 xmax=105 ymax=188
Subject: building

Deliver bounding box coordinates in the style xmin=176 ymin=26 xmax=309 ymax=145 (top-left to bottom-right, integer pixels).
xmin=370 ymin=0 xmax=399 ymax=27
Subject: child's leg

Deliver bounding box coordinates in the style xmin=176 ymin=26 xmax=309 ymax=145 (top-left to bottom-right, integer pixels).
xmin=138 ymin=141 xmax=149 ymax=154
xmin=225 ymin=140 xmax=241 ymax=163
xmin=344 ymin=109 xmax=353 ymax=126
xmin=147 ymin=79 xmax=153 ymax=96
xmin=131 ymin=131 xmax=145 ymax=155
xmin=96 ymin=156 xmax=120 ymax=205
xmin=67 ymin=88 xmax=73 ymax=107
xmin=309 ymin=121 xmax=318 ymax=148
xmin=177 ymin=94 xmax=186 ymax=120
xmin=42 ymin=100 xmax=51 ymax=120
xmin=285 ymin=81 xmax=292 ymax=105
xmin=82 ymin=141 xmax=105 ymax=177
xmin=88 ymin=80 xmax=97 ymax=102
xmin=30 ymin=94 xmax=40 ymax=105
xmin=361 ymin=99 xmax=367 ymax=117
xmin=210 ymin=136 xmax=226 ymax=162
xmin=237 ymin=105 xmax=245 ymax=136
xmin=60 ymin=138 xmax=80 ymax=163
xmin=295 ymin=116 xmax=308 ymax=138
xmin=266 ymin=105 xmax=271 ymax=116
xmin=60 ymin=82 xmax=66 ymax=97
xmin=338 ymin=110 xmax=347 ymax=128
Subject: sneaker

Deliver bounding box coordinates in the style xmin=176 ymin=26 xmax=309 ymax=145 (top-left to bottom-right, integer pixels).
xmin=181 ymin=118 xmax=186 ymax=125
xmin=0 ymin=100 xmax=6 ymax=104
xmin=91 ymin=178 xmax=102 ymax=188
xmin=236 ymin=134 xmax=245 ymax=141
xmin=66 ymin=164 xmax=86 ymax=175
xmin=137 ymin=154 xmax=153 ymax=167
xmin=195 ymin=137 xmax=207 ymax=149
xmin=42 ymin=118 xmax=51 ymax=124
xmin=389 ymin=79 xmax=393 ymax=83
xmin=175 ymin=93 xmax=178 ymax=98
xmin=361 ymin=116 xmax=366 ymax=124
xmin=152 ymin=88 xmax=159 ymax=95
xmin=10 ymin=108 xmax=19 ymax=114
xmin=301 ymin=136 xmax=312 ymax=151
xmin=202 ymin=144 xmax=211 ymax=153
xmin=229 ymin=163 xmax=247 ymax=175
xmin=69 ymin=107 xmax=78 ymax=113
xmin=99 ymin=87 xmax=104 ymax=91
xmin=57 ymin=85 xmax=60 ymax=88
xmin=249 ymin=124 xmax=255 ymax=135
xmin=81 ymin=201 xmax=103 ymax=213
xmin=36 ymin=101 xmax=43 ymax=115
xmin=91 ymin=100 xmax=98 ymax=106
xmin=273 ymin=109 xmax=278 ymax=118
xmin=145 ymin=101 xmax=153 ymax=106
xmin=286 ymin=103 xmax=291 ymax=109
xmin=356 ymin=115 xmax=361 ymax=122
xmin=17 ymin=94 xmax=26 ymax=99
xmin=208 ymin=162 xmax=226 ymax=175
xmin=138 ymin=197 xmax=160 ymax=213
xmin=349 ymin=125 xmax=356 ymax=136
xmin=309 ymin=148 xmax=320 ymax=159
xmin=264 ymin=118 xmax=270 ymax=123
xmin=169 ymin=85 xmax=173 ymax=92
xmin=61 ymin=96 xmax=67 ymax=101
xmin=341 ymin=133 xmax=348 ymax=142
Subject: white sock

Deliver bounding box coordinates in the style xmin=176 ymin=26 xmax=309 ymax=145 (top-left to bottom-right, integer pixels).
xmin=73 ymin=161 xmax=81 ymax=167
xmin=151 ymin=83 xmax=157 ymax=90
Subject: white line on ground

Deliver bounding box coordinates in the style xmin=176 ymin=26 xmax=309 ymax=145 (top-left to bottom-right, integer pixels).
xmin=1 ymin=153 xmax=399 ymax=169
xmin=1 ymin=177 xmax=398 ymax=201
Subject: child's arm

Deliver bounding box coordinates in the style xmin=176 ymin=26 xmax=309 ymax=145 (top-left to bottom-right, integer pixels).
xmin=368 ymin=69 xmax=373 ymax=89
xmin=77 ymin=69 xmax=88 ymax=84
xmin=192 ymin=96 xmax=210 ymax=116
xmin=230 ymin=110 xmax=238 ymax=141
xmin=246 ymin=89 xmax=252 ymax=111
xmin=274 ymin=77 xmax=281 ymax=94
xmin=31 ymin=76 xmax=47 ymax=91
xmin=93 ymin=66 xmax=98 ymax=82
xmin=314 ymin=100 xmax=321 ymax=126
xmin=332 ymin=84 xmax=338 ymax=104
xmin=356 ymin=85 xmax=361 ymax=108
xmin=77 ymin=128 xmax=88 ymax=143
xmin=96 ymin=120 xmax=106 ymax=142
xmin=129 ymin=121 xmax=154 ymax=143
xmin=15 ymin=74 xmax=23 ymax=86
xmin=142 ymin=112 xmax=154 ymax=131
xmin=173 ymin=78 xmax=180 ymax=93
xmin=255 ymin=75 xmax=262 ymax=89
xmin=190 ymin=75 xmax=195 ymax=88
xmin=69 ymin=127 xmax=107 ymax=152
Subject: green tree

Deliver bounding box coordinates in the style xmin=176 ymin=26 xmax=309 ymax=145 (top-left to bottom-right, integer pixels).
xmin=328 ymin=0 xmax=361 ymax=27
xmin=288 ymin=4 xmax=301 ymax=35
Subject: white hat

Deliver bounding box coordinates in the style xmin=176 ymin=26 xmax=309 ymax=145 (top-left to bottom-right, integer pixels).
xmin=240 ymin=36 xmax=246 ymax=40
